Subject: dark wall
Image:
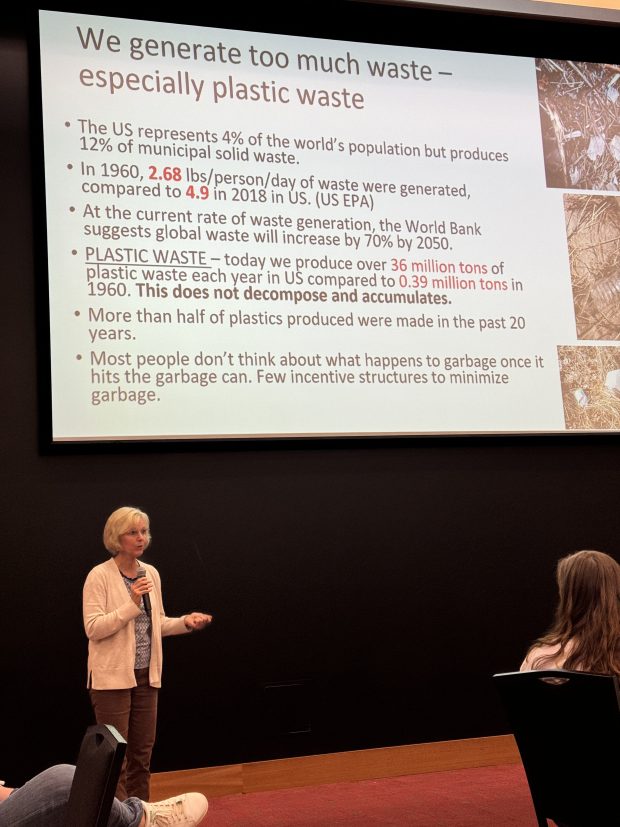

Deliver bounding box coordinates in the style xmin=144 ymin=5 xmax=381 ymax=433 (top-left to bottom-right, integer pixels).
xmin=2 ymin=1 xmax=620 ymax=783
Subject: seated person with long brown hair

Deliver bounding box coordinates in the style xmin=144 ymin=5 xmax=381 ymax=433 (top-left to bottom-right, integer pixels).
xmin=521 ymin=549 xmax=620 ymax=675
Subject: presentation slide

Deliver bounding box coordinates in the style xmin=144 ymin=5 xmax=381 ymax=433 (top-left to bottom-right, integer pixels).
xmin=37 ymin=9 xmax=620 ymax=441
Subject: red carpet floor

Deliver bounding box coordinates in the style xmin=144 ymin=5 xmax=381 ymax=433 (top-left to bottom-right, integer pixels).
xmin=205 ymin=763 xmax=539 ymax=826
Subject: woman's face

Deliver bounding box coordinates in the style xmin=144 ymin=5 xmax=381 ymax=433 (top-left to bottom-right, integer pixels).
xmin=118 ymin=518 xmax=149 ymax=559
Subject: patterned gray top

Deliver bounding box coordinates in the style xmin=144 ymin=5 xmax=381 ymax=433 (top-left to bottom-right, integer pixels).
xmin=121 ymin=573 xmax=152 ymax=669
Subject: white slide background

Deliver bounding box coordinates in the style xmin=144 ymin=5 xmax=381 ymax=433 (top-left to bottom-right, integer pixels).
xmin=38 ymin=9 xmax=589 ymax=440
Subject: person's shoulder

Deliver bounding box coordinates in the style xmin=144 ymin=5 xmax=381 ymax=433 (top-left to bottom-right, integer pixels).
xmin=520 ymin=642 xmax=563 ymax=671
xmin=84 ymin=558 xmax=117 ymax=580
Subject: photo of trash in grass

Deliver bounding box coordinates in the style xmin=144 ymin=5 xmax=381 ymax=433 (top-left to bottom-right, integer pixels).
xmin=536 ymin=58 xmax=620 ymax=190
xmin=564 ymin=193 xmax=620 ymax=340
xmin=558 ymin=344 xmax=620 ymax=429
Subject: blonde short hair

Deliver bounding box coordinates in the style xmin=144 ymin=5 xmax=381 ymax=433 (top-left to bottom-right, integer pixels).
xmin=103 ymin=506 xmax=151 ymax=556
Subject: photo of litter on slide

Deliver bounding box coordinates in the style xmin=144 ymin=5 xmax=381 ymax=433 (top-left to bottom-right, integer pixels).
xmin=536 ymin=58 xmax=620 ymax=190
xmin=557 ymin=344 xmax=620 ymax=429
xmin=564 ymin=193 xmax=620 ymax=340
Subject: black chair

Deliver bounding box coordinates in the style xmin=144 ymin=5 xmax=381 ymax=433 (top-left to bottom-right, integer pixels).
xmin=493 ymin=670 xmax=620 ymax=827
xmin=66 ymin=724 xmax=127 ymax=827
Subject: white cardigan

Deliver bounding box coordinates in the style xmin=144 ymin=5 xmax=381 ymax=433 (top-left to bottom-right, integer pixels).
xmin=83 ymin=558 xmax=189 ymax=689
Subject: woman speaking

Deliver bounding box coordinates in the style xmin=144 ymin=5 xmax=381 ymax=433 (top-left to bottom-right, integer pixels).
xmin=83 ymin=506 xmax=212 ymax=801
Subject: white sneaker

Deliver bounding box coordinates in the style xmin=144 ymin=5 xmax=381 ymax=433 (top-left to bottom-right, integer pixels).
xmin=143 ymin=792 xmax=208 ymax=826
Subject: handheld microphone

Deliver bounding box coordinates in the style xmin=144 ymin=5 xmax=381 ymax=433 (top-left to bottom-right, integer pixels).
xmin=136 ymin=567 xmax=151 ymax=617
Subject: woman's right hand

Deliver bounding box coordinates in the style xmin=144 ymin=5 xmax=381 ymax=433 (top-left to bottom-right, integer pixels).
xmin=131 ymin=576 xmax=153 ymax=606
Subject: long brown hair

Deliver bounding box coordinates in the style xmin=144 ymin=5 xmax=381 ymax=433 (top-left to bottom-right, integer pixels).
xmin=528 ymin=550 xmax=620 ymax=675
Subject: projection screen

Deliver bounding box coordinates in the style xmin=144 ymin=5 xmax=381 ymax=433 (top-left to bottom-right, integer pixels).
xmin=36 ymin=7 xmax=620 ymax=441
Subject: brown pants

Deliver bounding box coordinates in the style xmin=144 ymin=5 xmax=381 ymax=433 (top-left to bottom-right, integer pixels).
xmin=90 ymin=667 xmax=158 ymax=801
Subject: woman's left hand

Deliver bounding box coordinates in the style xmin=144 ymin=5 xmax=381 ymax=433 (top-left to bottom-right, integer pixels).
xmin=184 ymin=612 xmax=213 ymax=631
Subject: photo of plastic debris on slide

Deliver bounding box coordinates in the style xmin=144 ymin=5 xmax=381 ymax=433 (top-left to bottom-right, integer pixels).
xmin=557 ymin=344 xmax=620 ymax=428
xmin=564 ymin=193 xmax=620 ymax=340
xmin=536 ymin=58 xmax=620 ymax=191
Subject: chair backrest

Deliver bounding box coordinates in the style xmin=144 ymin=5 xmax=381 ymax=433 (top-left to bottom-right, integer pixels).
xmin=65 ymin=724 xmax=127 ymax=827
xmin=493 ymin=670 xmax=620 ymax=827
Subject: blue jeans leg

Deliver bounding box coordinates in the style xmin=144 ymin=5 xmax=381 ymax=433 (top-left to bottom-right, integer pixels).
xmin=0 ymin=765 xmax=143 ymax=827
